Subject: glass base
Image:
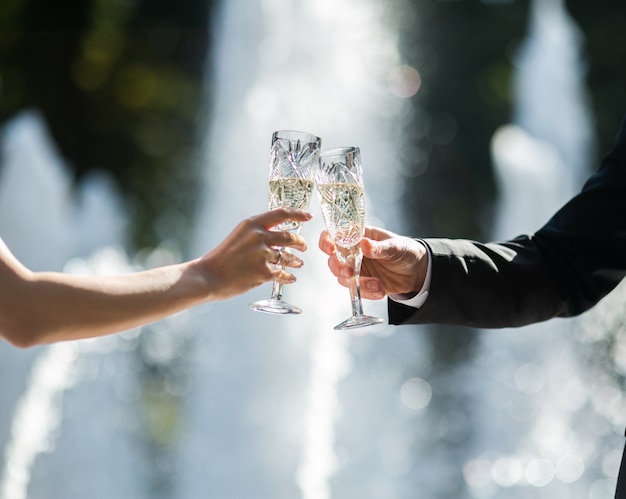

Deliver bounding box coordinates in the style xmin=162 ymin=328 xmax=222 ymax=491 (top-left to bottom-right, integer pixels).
xmin=334 ymin=314 xmax=384 ymax=331
xmin=249 ymin=299 xmax=302 ymax=315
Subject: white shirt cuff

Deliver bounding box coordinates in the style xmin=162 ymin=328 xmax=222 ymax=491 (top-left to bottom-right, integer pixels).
xmin=390 ymin=241 xmax=432 ymax=308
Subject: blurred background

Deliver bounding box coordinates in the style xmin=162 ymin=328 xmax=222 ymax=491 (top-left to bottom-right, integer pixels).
xmin=1 ymin=0 xmax=626 ymax=498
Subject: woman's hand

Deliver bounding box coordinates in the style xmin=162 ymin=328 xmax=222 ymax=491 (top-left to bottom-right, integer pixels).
xmin=198 ymin=208 xmax=313 ymax=300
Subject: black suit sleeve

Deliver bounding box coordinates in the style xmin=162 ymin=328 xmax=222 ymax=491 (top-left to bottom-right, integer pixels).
xmin=389 ymin=116 xmax=626 ymax=328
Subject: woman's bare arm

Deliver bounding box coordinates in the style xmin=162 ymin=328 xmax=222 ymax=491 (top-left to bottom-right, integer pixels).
xmin=0 ymin=208 xmax=312 ymax=347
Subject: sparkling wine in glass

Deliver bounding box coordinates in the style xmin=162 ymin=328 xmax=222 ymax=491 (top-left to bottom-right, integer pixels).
xmin=317 ymin=146 xmax=384 ymax=330
xmin=249 ymin=130 xmax=321 ymax=314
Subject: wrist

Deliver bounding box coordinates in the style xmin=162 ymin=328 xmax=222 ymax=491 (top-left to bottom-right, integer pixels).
xmin=185 ymin=258 xmax=218 ymax=303
xmin=391 ymin=291 xmax=418 ymax=300
xmin=408 ymin=238 xmax=429 ymax=293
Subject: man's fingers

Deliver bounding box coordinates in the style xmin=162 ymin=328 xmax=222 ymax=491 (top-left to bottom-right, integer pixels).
xmin=333 ymin=273 xmax=385 ymax=300
xmin=318 ymin=230 xmax=335 ymax=256
xmin=360 ymin=276 xmax=386 ymax=299
xmin=360 ymin=237 xmax=379 ymax=259
xmin=364 ymin=225 xmax=396 ymax=241
xmin=361 ymin=236 xmax=403 ymax=261
xmin=328 ymin=255 xmax=354 ymax=279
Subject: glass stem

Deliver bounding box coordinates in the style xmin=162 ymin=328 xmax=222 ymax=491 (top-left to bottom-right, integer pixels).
xmin=339 ymin=246 xmax=364 ymax=318
xmin=348 ymin=275 xmax=364 ymax=317
xmin=270 ymin=247 xmax=285 ymax=301
xmin=271 ymin=279 xmax=284 ymax=301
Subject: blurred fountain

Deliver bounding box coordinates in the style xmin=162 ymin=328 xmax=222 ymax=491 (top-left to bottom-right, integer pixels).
xmin=0 ymin=111 xmax=146 ymax=499
xmin=461 ymin=0 xmax=620 ymax=498
xmin=0 ymin=2 xmax=427 ymax=497
xmin=3 ymin=1 xmax=612 ymax=498
xmin=176 ymin=1 xmax=425 ymax=498
xmin=0 ymin=111 xmax=75 ymax=270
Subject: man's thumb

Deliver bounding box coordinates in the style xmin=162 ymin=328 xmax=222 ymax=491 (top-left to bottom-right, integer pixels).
xmin=361 ymin=237 xmax=389 ymax=260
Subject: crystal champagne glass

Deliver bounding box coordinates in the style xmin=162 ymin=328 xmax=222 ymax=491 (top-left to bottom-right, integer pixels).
xmin=316 ymin=146 xmax=384 ymax=330
xmin=249 ymin=130 xmax=321 ymax=314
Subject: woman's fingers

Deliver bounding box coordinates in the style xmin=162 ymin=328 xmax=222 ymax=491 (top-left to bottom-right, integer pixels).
xmin=267 ymin=230 xmax=308 ymax=253
xmin=268 ymin=248 xmax=303 ymax=269
xmin=253 ymin=208 xmax=313 ymax=230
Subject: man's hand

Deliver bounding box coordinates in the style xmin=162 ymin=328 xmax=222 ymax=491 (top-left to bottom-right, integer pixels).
xmin=319 ymin=226 xmax=428 ymax=300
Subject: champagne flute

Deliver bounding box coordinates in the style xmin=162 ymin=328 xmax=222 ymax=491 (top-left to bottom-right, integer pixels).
xmin=249 ymin=130 xmax=321 ymax=314
xmin=316 ymin=146 xmax=384 ymax=330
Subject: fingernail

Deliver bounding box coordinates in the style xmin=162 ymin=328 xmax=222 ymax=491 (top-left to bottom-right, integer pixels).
xmin=366 ymin=280 xmax=380 ymax=291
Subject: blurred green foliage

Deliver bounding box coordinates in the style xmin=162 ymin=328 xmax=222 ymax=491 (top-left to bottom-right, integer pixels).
xmin=0 ymin=0 xmax=212 ymax=248
xmin=568 ymin=1 xmax=626 ymax=152
xmin=398 ymin=0 xmax=626 ymax=242
xmin=1 ymin=0 xmax=623 ymax=253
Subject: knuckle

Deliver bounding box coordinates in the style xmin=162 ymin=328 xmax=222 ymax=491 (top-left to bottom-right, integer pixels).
xmin=240 ymin=218 xmax=258 ymax=233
